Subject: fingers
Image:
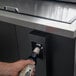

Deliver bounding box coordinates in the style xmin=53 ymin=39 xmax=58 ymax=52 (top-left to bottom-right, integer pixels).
xmin=16 ymin=60 xmax=35 ymax=69
xmin=23 ymin=60 xmax=35 ymax=65
xmin=12 ymin=60 xmax=35 ymax=72
xmin=16 ymin=60 xmax=35 ymax=65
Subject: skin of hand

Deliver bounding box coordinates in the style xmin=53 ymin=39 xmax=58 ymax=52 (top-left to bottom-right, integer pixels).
xmin=0 ymin=60 xmax=35 ymax=76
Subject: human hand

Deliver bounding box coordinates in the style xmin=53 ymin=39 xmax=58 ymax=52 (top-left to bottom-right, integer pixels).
xmin=0 ymin=60 xmax=35 ymax=76
xmin=11 ymin=60 xmax=35 ymax=76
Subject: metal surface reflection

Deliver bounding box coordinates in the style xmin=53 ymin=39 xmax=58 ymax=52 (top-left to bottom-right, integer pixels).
xmin=0 ymin=0 xmax=76 ymax=23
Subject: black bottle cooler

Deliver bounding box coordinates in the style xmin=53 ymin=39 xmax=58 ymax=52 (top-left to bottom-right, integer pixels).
xmin=0 ymin=0 xmax=76 ymax=76
xmin=0 ymin=22 xmax=75 ymax=76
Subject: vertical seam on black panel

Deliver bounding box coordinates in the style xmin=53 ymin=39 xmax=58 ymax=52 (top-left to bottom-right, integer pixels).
xmin=14 ymin=25 xmax=21 ymax=59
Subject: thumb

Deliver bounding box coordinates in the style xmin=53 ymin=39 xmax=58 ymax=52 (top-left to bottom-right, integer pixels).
xmin=23 ymin=60 xmax=35 ymax=65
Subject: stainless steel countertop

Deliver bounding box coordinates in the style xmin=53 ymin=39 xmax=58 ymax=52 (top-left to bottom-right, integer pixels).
xmin=0 ymin=0 xmax=76 ymax=23
xmin=0 ymin=0 xmax=76 ymax=38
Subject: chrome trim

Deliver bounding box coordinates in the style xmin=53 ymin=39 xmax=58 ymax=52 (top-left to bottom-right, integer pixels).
xmin=3 ymin=6 xmax=19 ymax=12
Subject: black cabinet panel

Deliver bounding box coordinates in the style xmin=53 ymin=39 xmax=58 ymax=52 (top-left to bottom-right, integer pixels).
xmin=46 ymin=34 xmax=75 ymax=76
xmin=0 ymin=21 xmax=19 ymax=62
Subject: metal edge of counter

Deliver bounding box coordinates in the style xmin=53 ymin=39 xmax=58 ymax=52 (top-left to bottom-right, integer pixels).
xmin=0 ymin=10 xmax=75 ymax=38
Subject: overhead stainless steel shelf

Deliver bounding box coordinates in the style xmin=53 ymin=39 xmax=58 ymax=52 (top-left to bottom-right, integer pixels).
xmin=0 ymin=0 xmax=76 ymax=38
xmin=0 ymin=0 xmax=76 ymax=23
